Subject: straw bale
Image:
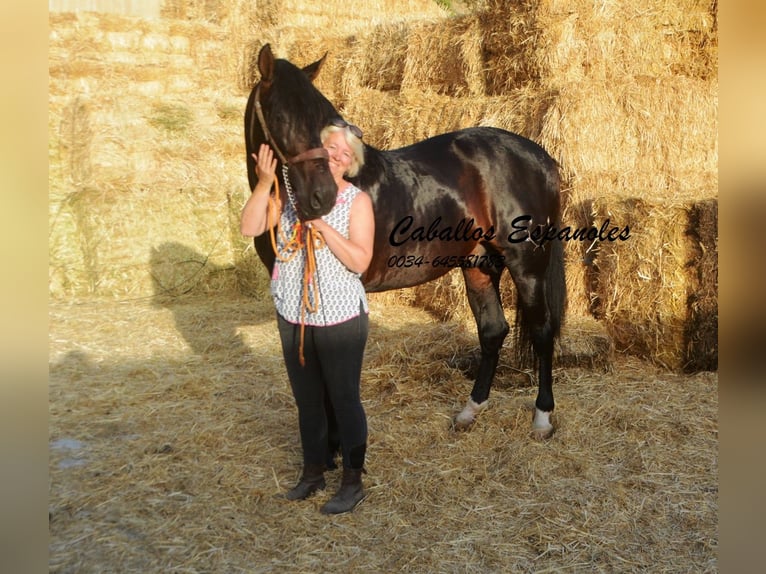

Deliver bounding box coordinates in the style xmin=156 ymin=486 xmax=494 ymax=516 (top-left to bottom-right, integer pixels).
xmin=280 ymin=30 xmax=359 ymax=106
xmin=161 ymin=0 xmax=231 ymax=23
xmin=683 ymin=198 xmax=717 ymax=371
xmin=342 ymin=21 xmax=412 ymax=93
xmin=585 ymin=196 xmax=718 ymax=371
xmin=248 ymin=0 xmax=446 ymax=31
xmin=345 ymin=88 xmax=550 ymax=151
xmin=338 ymin=87 xmax=403 ymax=149
xmin=49 ymin=11 xmax=254 ymax=298
xmin=538 ymin=0 xmax=717 ymax=82
xmin=540 ymin=75 xmax=717 ymax=197
xmin=477 ymin=1 xmax=543 ymax=95
xmin=471 ymin=0 xmax=717 ymax=98
xmin=401 ymin=14 xmax=485 ymax=97
xmin=49 ymin=2 xmax=719 ymax=374
xmin=234 ymin=0 xmax=447 ymax=90
xmin=238 ymin=30 xmax=356 ymax=102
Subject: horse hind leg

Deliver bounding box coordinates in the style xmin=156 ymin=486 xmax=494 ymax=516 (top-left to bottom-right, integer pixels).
xmin=453 ymin=266 xmax=509 ymax=430
xmin=511 ymin=265 xmax=560 ymax=440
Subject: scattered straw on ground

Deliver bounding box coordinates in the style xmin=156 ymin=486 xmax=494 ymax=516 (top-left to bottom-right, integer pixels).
xmin=49 ymin=294 xmax=717 ymax=572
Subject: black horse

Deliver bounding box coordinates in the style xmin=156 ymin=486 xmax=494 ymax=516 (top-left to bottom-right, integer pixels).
xmin=245 ymin=44 xmax=566 ymax=438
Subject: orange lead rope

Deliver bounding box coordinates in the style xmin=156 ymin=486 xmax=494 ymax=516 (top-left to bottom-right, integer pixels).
xmin=267 ymin=178 xmax=325 ymax=366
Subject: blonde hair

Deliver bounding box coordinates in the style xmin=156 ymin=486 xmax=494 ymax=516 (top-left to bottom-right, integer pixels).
xmin=320 ymin=124 xmax=365 ymax=177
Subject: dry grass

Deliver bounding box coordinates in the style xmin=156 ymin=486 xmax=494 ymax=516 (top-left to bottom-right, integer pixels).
xmin=49 ymin=294 xmax=716 ymax=572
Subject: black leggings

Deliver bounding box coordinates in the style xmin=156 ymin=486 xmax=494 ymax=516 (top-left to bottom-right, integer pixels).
xmin=277 ymin=310 xmax=368 ymax=469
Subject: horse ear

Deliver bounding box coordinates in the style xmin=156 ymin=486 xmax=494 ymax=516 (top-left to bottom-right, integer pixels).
xmin=258 ymin=44 xmax=275 ymax=84
xmin=302 ymin=52 xmax=327 ymax=82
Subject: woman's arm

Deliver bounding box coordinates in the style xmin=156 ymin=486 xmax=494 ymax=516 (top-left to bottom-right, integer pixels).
xmin=309 ymin=190 xmax=375 ymax=274
xmin=240 ymin=144 xmax=277 ymax=238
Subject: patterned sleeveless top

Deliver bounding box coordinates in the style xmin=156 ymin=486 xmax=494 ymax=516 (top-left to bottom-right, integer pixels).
xmin=271 ymin=183 xmax=369 ymax=326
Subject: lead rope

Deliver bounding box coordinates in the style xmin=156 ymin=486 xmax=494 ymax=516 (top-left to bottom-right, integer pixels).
xmin=268 ymin=168 xmax=325 ymax=366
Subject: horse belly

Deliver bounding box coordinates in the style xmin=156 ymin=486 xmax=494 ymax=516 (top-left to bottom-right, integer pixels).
xmin=362 ymin=243 xmax=481 ymax=292
xmin=362 ymin=261 xmax=451 ymax=292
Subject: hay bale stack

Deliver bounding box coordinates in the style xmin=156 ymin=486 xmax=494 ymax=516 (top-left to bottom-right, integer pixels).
xmin=683 ymin=198 xmax=718 ymax=371
xmin=49 ymin=12 xmax=253 ymax=298
xmin=582 ymin=197 xmax=717 ymax=371
xmin=248 ymin=0 xmax=446 ymax=33
xmin=48 ymin=0 xmax=718 ymax=370
xmin=342 ymin=22 xmax=411 ymax=93
xmin=529 ymin=0 xmax=718 ymax=370
xmin=532 ymin=0 xmax=717 ymax=82
xmin=340 ymin=87 xmax=551 ymax=152
xmin=478 ymin=0 xmax=545 ymax=94
xmin=541 ymin=75 xmax=718 ymax=196
xmin=400 ymin=15 xmax=485 ymax=97
xmin=235 ymin=0 xmax=447 ymax=90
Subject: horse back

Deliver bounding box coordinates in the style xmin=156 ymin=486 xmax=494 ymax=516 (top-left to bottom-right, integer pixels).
xmin=357 ymin=127 xmax=560 ymax=291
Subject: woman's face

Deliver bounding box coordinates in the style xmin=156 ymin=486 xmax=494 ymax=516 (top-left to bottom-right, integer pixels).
xmin=323 ymin=130 xmax=354 ymax=181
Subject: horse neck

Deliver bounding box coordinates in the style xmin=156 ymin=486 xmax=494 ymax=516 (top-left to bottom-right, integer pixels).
xmin=353 ymin=144 xmax=388 ymax=191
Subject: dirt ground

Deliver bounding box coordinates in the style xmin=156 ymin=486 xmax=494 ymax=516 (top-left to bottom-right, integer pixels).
xmin=49 ymin=293 xmax=717 ymax=573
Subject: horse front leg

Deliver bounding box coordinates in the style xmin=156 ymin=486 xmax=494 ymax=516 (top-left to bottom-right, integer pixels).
xmin=453 ymin=267 xmax=509 ymax=430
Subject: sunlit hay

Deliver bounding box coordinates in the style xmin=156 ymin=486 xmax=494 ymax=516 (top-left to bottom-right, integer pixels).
xmin=530 ymin=0 xmax=717 ymax=83
xmin=49 ymin=295 xmax=717 ymax=572
xmin=280 ymin=29 xmax=358 ymax=107
xmin=339 ymin=87 xmax=403 ymax=150
xmin=49 ymin=1 xmax=718 ymax=372
xmin=401 ymin=14 xmax=485 ymax=97
xmin=49 ymin=11 xmax=253 ymax=299
xmin=583 ymin=196 xmax=719 ymax=371
xmin=539 ymin=76 xmax=718 ymax=201
xmin=342 ymin=21 xmax=412 ymax=93
xmin=341 ymin=87 xmax=544 ymax=152
xmin=49 ymin=0 xmax=718 ymax=567
xmin=478 ymin=0 xmax=545 ymax=95
xmin=235 ymin=0 xmax=447 ymax=89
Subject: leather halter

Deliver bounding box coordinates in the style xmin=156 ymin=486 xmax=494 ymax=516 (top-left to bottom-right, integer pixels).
xmin=252 ymin=82 xmax=329 ymax=165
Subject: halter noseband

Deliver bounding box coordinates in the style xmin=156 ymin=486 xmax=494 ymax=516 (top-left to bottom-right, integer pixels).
xmin=252 ymin=82 xmax=329 ymax=166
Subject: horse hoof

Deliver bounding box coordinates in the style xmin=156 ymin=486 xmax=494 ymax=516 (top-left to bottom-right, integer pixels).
xmin=452 ymin=415 xmax=474 ymax=432
xmin=530 ymin=424 xmax=555 ymax=440
xmin=452 ymin=399 xmax=487 ymax=431
xmin=531 ymin=408 xmax=554 ymax=440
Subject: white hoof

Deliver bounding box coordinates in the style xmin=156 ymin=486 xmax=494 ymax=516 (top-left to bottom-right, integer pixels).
xmin=531 ymin=408 xmax=554 ymax=440
xmin=453 ymin=398 xmax=488 ymax=431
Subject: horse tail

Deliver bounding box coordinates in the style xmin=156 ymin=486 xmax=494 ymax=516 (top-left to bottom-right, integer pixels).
xmin=514 ymin=157 xmax=567 ymax=367
xmin=514 ymin=234 xmax=567 ymax=368
xmin=545 ymin=232 xmax=567 ymax=341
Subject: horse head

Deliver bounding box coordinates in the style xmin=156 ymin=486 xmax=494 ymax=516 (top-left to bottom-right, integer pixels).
xmin=245 ymin=44 xmax=338 ymax=220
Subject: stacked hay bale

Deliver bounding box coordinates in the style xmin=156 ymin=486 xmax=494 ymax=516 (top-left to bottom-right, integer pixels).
xmin=48 ymin=11 xmax=252 ymax=298
xmin=531 ymin=0 xmax=718 ymax=371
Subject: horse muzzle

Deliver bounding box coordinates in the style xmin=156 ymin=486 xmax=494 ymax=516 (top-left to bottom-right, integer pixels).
xmin=286 ymin=147 xmax=337 ymax=220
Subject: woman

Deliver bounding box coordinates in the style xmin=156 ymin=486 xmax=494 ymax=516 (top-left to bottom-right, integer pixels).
xmin=241 ymin=119 xmax=374 ymax=515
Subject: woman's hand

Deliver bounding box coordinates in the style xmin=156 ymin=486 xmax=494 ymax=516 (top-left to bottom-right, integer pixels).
xmin=305 ymin=192 xmax=375 ymax=274
xmin=241 ymin=144 xmax=278 ymax=238
xmin=254 ymin=143 xmax=277 ymax=191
